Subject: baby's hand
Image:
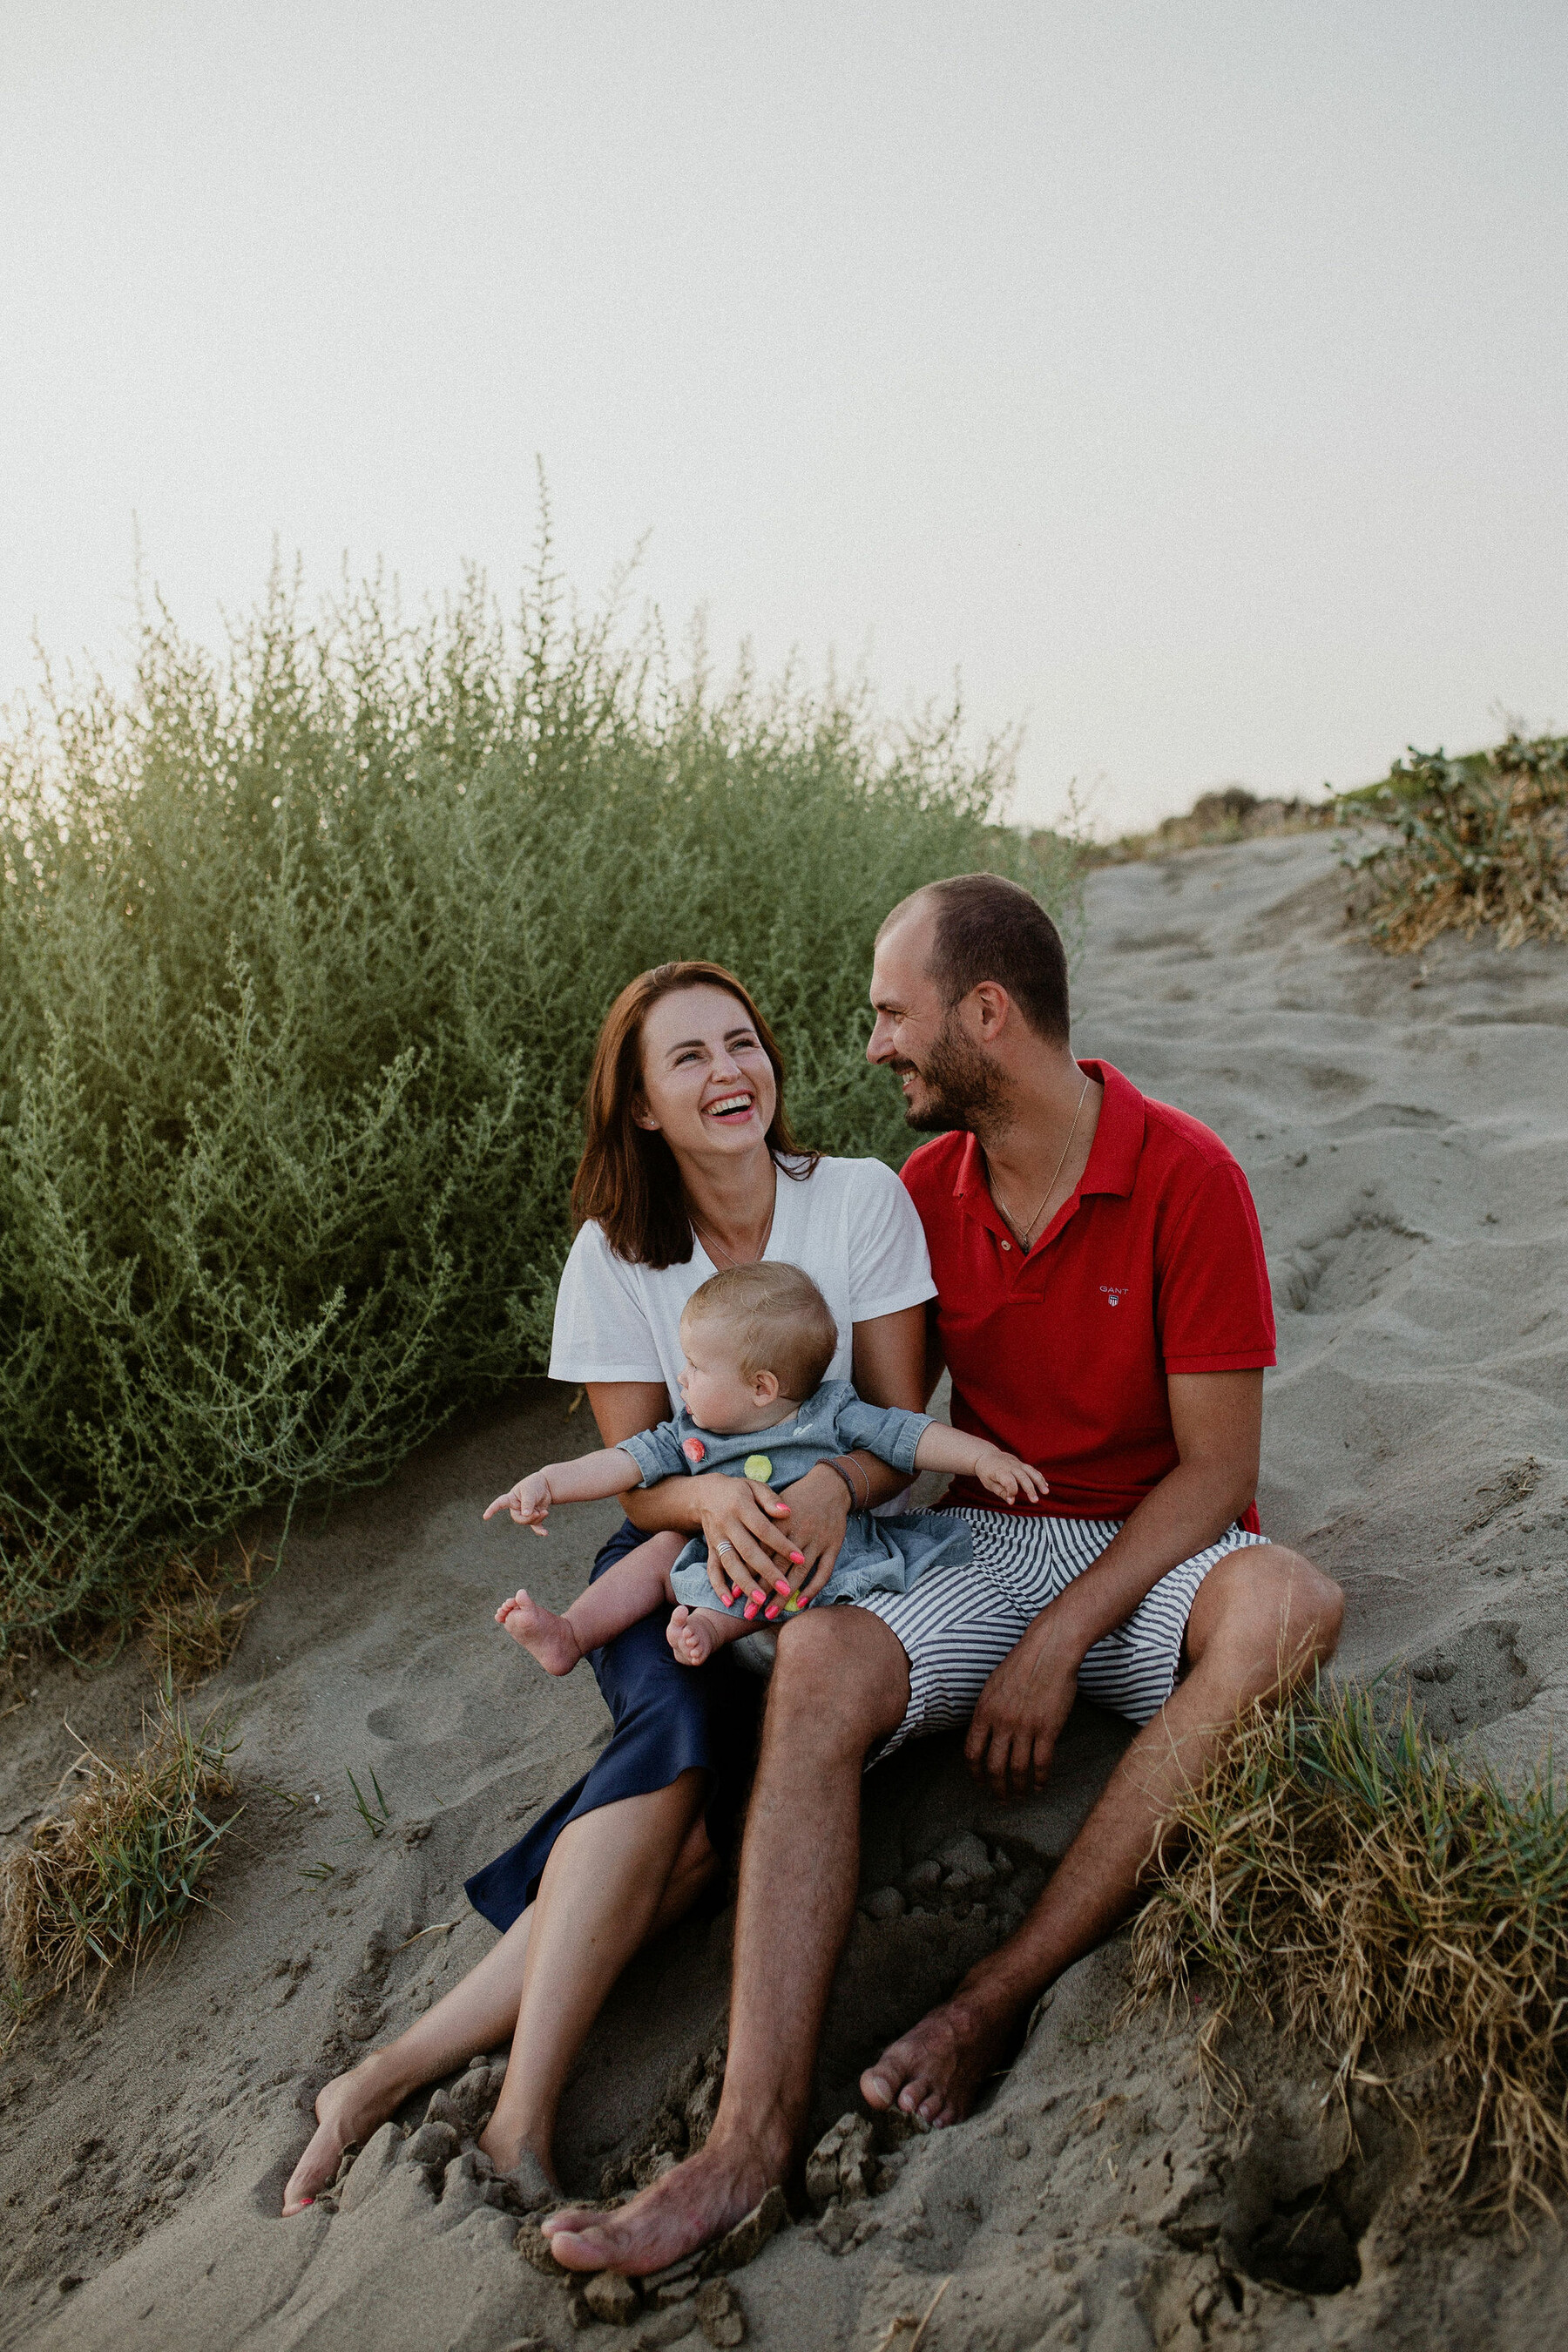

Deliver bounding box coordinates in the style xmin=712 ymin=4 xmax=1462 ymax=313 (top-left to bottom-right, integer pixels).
xmin=972 ymin=1448 xmax=1049 ymax=1504
xmin=483 ymin=1472 xmax=552 ymax=1531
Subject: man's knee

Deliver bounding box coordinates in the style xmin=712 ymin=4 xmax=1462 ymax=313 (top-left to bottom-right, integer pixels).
xmin=767 ymin=1608 xmax=909 ymax=1752
xmin=1193 ymin=1544 xmax=1344 ymax=1681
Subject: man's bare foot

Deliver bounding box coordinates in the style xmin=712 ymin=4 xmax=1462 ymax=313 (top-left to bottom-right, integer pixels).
xmin=544 ymin=2131 xmax=778 ymax=2276
xmin=282 ymin=2053 xmax=405 ymax=2214
xmin=497 ymin=1589 xmax=583 ymax=1677
xmin=666 ymin=1605 xmax=743 ymax=1666
xmin=859 ymin=1985 xmax=1024 ymax=2128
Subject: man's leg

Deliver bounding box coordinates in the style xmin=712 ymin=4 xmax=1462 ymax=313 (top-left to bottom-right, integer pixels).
xmin=545 ymin=1605 xmax=911 ymax=2274
xmin=862 ymin=1544 xmax=1343 ymax=2125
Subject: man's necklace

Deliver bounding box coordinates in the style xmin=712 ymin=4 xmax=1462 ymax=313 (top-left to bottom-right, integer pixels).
xmin=987 ymin=1073 xmax=1092 ymax=1250
xmin=692 ymin=1200 xmax=775 ymax=1268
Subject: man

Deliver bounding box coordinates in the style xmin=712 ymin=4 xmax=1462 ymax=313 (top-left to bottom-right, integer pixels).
xmin=546 ymin=874 xmax=1343 ymax=2274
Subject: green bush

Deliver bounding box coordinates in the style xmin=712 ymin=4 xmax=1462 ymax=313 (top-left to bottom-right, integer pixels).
xmin=1339 ymin=732 xmax=1568 ymax=953
xmin=0 ymin=554 xmax=1071 ymax=1650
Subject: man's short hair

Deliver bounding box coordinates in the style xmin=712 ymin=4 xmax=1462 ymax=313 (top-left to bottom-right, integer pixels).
xmin=882 ymin=874 xmax=1070 ymax=1043
xmin=681 ymin=1262 xmax=839 ymax=1399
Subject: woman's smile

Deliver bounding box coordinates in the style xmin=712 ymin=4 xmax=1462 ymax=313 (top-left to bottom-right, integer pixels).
xmin=704 ymin=1090 xmax=758 ymax=1125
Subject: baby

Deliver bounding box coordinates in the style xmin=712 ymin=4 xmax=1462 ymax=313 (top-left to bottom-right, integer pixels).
xmin=484 ymin=1260 xmax=1046 ymax=1670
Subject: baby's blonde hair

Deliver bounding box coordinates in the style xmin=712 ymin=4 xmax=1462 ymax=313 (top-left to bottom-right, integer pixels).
xmin=680 ymin=1262 xmax=838 ymax=1400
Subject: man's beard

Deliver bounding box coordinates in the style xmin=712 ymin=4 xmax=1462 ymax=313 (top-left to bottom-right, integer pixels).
xmin=899 ymin=1017 xmax=1009 ymax=1133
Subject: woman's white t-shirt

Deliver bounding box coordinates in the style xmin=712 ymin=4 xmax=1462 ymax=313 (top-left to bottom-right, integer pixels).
xmin=549 ymin=1155 xmax=936 ymax=1402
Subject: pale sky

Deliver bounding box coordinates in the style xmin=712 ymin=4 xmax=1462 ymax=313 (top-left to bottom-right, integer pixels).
xmin=3 ymin=1 xmax=1565 ymax=835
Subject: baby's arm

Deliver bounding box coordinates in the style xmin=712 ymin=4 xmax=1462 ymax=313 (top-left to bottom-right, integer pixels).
xmin=912 ymin=1424 xmax=1049 ymax=1504
xmin=483 ymin=1447 xmax=641 ymax=1533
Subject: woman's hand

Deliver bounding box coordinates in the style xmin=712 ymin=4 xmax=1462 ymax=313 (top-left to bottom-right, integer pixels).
xmin=770 ymin=1463 xmax=852 ymax=1607
xmin=693 ymin=1472 xmax=803 ymax=1616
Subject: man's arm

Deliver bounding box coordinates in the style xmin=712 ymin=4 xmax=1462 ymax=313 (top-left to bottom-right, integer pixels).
xmin=920 ymin=1299 xmax=946 ymax=1409
xmin=963 ymin=1369 xmax=1264 ymax=1800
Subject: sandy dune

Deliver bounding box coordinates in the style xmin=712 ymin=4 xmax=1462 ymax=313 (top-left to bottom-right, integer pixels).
xmin=3 ymin=831 xmax=1565 ymax=2350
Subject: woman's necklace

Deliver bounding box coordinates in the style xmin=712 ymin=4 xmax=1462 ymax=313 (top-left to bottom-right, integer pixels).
xmin=988 ymin=1073 xmax=1092 ymax=1251
xmin=691 ymin=1197 xmax=776 ymax=1269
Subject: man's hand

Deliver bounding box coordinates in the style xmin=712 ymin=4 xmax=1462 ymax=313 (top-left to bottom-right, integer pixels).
xmin=963 ymin=1612 xmax=1079 ymax=1798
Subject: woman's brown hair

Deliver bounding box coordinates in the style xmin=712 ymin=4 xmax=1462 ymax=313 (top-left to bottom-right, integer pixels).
xmin=571 ymin=962 xmax=819 ymax=1268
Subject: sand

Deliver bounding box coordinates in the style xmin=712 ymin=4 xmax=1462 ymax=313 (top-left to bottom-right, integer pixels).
xmin=3 ymin=829 xmax=1565 ymax=2350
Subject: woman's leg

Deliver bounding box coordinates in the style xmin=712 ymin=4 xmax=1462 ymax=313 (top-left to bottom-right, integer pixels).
xmin=281 ymin=1773 xmax=714 ymax=2213
xmin=480 ymin=1766 xmax=711 ymax=2179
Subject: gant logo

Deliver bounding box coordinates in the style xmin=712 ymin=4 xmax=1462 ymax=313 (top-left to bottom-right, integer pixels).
xmin=1100 ymin=1285 xmax=1128 ymax=1308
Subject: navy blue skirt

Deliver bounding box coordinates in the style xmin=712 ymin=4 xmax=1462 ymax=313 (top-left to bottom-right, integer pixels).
xmin=465 ymin=1519 xmax=764 ymax=1933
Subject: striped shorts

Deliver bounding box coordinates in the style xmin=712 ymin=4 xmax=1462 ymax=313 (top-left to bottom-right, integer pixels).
xmin=857 ymin=1506 xmax=1268 ymax=1761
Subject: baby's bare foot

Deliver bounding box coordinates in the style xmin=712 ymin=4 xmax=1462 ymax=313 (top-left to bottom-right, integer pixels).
xmin=669 ymin=1605 xmax=746 ymax=1666
xmin=498 ymin=1590 xmax=583 ymax=1676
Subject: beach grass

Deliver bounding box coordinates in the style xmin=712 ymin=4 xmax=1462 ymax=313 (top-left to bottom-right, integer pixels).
xmin=0 ymin=540 xmax=1071 ymax=1652
xmin=1 ymin=1683 xmax=240 ymax=2006
xmin=1340 ymin=732 xmax=1568 ymax=953
xmin=1129 ymin=1676 xmax=1568 ymax=2220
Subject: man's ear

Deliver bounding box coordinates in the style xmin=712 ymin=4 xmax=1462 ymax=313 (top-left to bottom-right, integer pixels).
xmin=968 ymin=982 xmax=1010 ymax=1042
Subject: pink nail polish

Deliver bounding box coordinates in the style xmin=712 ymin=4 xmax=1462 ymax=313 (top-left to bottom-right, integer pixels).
xmin=765 ymin=1604 xmax=781 ymax=1620
xmin=744 ymin=1598 xmax=760 ymax=1619
xmin=774 ymin=1578 xmax=791 ymax=1594
xmin=788 ymin=1550 xmax=806 ymax=1566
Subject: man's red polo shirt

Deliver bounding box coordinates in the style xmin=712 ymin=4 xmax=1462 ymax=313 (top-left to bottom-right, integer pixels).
xmin=899 ymin=1060 xmax=1274 ymax=1525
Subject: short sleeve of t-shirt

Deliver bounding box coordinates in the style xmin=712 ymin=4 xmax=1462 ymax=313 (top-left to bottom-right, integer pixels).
xmin=1156 ymin=1158 xmax=1276 ymax=1375
xmin=549 ymin=1224 xmax=667 ymax=1384
xmin=843 ymin=1159 xmax=938 ymax=1321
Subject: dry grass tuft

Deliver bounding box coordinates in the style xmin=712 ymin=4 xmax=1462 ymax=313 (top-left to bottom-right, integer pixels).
xmin=1342 ymin=732 xmax=1568 ymax=954
xmin=139 ymin=1542 xmax=263 ymax=1688
xmin=2 ymin=1685 xmax=240 ymax=2006
xmin=1078 ymin=786 xmax=1332 ymax=867
xmin=1129 ymin=1677 xmax=1568 ymax=2220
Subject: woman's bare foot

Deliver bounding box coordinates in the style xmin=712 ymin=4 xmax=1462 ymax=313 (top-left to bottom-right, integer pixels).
xmin=544 ymin=2128 xmax=779 ymax=2276
xmin=497 ymin=1589 xmax=584 ymax=1677
xmin=859 ymin=1984 xmax=1023 ymax=2128
xmin=282 ymin=2051 xmax=409 ymax=2214
xmin=477 ymin=2089 xmax=559 ymax=2193
xmin=476 ymin=2122 xmax=558 ymax=2209
xmin=666 ymin=1605 xmax=746 ymax=1666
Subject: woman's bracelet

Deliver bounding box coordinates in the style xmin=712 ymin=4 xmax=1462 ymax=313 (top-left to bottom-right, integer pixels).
xmin=825 ymin=1454 xmax=871 ymax=1511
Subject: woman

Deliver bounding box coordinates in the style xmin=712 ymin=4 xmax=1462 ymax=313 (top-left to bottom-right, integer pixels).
xmin=283 ymin=960 xmax=934 ymax=2212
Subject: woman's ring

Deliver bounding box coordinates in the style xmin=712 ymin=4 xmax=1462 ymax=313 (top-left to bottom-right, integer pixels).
xmin=716 ymin=1540 xmax=733 ymax=1555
